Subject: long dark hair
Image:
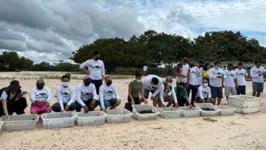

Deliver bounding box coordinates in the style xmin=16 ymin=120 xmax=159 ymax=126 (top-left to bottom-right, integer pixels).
xmin=203 ymin=63 xmax=210 ymax=71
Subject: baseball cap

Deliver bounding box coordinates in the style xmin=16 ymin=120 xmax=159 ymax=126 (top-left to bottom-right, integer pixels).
xmin=10 ymin=80 xmax=20 ymax=87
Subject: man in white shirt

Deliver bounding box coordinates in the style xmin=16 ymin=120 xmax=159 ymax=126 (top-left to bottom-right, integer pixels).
xmin=224 ymin=64 xmax=237 ymax=101
xmin=99 ymin=76 xmax=121 ymax=112
xmin=250 ymin=61 xmax=266 ymax=97
xmin=142 ymin=75 xmax=165 ymax=107
xmin=176 ymin=57 xmax=190 ymax=89
xmin=209 ymin=61 xmax=225 ymax=105
xmin=234 ymin=62 xmax=248 ymax=95
xmin=195 ymin=78 xmax=212 ymax=103
xmin=187 ymin=61 xmax=199 ymax=106
xmin=51 ymin=74 xmax=76 ymax=112
xmin=0 ymin=80 xmax=27 ymax=120
xmin=79 ymin=51 xmax=105 ymax=94
xmin=75 ymin=75 xmax=99 ymax=113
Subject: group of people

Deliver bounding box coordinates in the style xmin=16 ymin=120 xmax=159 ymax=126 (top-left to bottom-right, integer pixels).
xmin=0 ymin=51 xmax=265 ymax=119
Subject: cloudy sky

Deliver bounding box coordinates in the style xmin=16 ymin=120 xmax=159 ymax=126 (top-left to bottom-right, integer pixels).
xmin=0 ymin=0 xmax=266 ymax=63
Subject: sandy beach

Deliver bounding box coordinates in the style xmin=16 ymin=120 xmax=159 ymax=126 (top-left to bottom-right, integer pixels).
xmin=0 ymin=71 xmax=265 ymax=150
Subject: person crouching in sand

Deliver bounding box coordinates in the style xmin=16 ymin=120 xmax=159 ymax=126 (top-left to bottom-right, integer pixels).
xmin=0 ymin=80 xmax=27 ymax=120
xmin=154 ymin=76 xmax=178 ymax=107
xmin=51 ymin=74 xmax=76 ymax=112
xmin=174 ymin=82 xmax=191 ymax=107
xmin=99 ymin=76 xmax=121 ymax=112
xmin=75 ymin=75 xmax=99 ymax=113
xmin=30 ymin=79 xmax=52 ymax=114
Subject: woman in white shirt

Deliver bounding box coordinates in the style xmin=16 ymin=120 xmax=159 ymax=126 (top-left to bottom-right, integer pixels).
xmin=51 ymin=74 xmax=76 ymax=112
xmin=30 ymin=79 xmax=52 ymax=114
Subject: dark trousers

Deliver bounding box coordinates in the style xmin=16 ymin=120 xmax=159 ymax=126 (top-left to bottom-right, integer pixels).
xmin=177 ymin=97 xmax=188 ymax=106
xmin=51 ymin=103 xmax=76 ymax=112
xmin=75 ymin=99 xmax=100 ymax=112
xmin=237 ymin=86 xmax=246 ymax=95
xmin=188 ymin=85 xmax=198 ymax=105
xmin=125 ymin=97 xmax=141 ymax=112
xmin=0 ymin=97 xmax=27 ymax=116
xmin=91 ymin=80 xmax=102 ymax=94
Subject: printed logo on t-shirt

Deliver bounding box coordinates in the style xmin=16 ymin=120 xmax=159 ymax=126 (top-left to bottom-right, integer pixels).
xmin=104 ymin=90 xmax=113 ymax=96
xmin=81 ymin=92 xmax=91 ymax=100
xmin=93 ymin=65 xmax=101 ymax=70
xmin=202 ymin=90 xmax=208 ymax=98
xmin=35 ymin=91 xmax=48 ymax=100
xmin=61 ymin=90 xmax=71 ymax=99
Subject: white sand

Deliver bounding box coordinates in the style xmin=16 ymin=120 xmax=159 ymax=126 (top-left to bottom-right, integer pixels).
xmin=0 ymin=71 xmax=265 ymax=150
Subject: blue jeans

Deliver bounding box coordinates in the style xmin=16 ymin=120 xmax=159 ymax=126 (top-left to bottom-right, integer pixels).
xmin=75 ymin=99 xmax=100 ymax=112
xmin=144 ymin=89 xmax=155 ymax=99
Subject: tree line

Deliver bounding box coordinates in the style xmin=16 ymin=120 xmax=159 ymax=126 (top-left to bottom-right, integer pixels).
xmin=0 ymin=30 xmax=265 ymax=74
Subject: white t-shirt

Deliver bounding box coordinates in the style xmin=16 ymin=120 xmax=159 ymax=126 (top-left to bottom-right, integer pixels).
xmin=79 ymin=59 xmax=105 ymax=80
xmin=224 ymin=70 xmax=237 ymax=87
xmin=181 ymin=64 xmax=190 ymax=83
xmin=76 ymin=83 xmax=98 ymax=107
xmin=234 ymin=68 xmax=248 ymax=86
xmin=56 ymin=85 xmax=75 ymax=111
xmin=189 ymin=67 xmax=198 ymax=86
xmin=197 ymin=67 xmax=203 ymax=85
xmin=209 ymin=68 xmax=225 ymax=87
xmin=99 ymin=84 xmax=120 ymax=108
xmin=196 ymin=85 xmax=212 ymax=99
xmin=30 ymin=87 xmax=52 ymax=102
xmin=142 ymin=75 xmax=163 ymax=97
xmin=250 ymin=66 xmax=266 ymax=83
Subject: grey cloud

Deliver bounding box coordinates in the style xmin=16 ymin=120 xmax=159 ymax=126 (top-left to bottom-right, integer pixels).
xmin=0 ymin=0 xmax=145 ymax=62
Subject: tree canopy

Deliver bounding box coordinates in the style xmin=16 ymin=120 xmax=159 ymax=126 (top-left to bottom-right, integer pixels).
xmin=71 ymin=30 xmax=266 ymax=73
xmin=0 ymin=30 xmax=265 ymax=73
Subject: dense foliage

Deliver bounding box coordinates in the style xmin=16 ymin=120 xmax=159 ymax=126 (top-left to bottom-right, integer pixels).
xmin=72 ymin=30 xmax=266 ymax=73
xmin=0 ymin=30 xmax=265 ymax=74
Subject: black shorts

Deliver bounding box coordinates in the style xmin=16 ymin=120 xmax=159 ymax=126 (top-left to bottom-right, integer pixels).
xmin=210 ymin=85 xmax=223 ymax=99
xmin=91 ymin=80 xmax=102 ymax=94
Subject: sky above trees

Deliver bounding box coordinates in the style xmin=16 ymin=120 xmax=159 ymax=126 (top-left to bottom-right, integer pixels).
xmin=0 ymin=0 xmax=265 ymax=63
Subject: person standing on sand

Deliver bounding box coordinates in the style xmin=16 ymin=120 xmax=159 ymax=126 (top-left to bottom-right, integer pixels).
xmin=142 ymin=74 xmax=165 ymax=107
xmin=250 ymin=61 xmax=266 ymax=97
xmin=176 ymin=57 xmax=190 ymax=89
xmin=209 ymin=61 xmax=225 ymax=105
xmin=202 ymin=63 xmax=211 ymax=80
xmin=224 ymin=64 xmax=237 ymax=102
xmin=75 ymin=75 xmax=99 ymax=113
xmin=187 ymin=61 xmax=199 ymax=107
xmin=0 ymin=80 xmax=27 ymax=120
xmin=99 ymin=76 xmax=121 ymax=112
xmin=155 ymin=76 xmax=178 ymax=107
xmin=126 ymin=71 xmax=145 ymax=112
xmin=79 ymin=50 xmax=105 ymax=94
xmin=234 ymin=62 xmax=248 ymax=95
xmin=51 ymin=74 xmax=76 ymax=112
xmin=30 ymin=79 xmax=52 ymax=114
